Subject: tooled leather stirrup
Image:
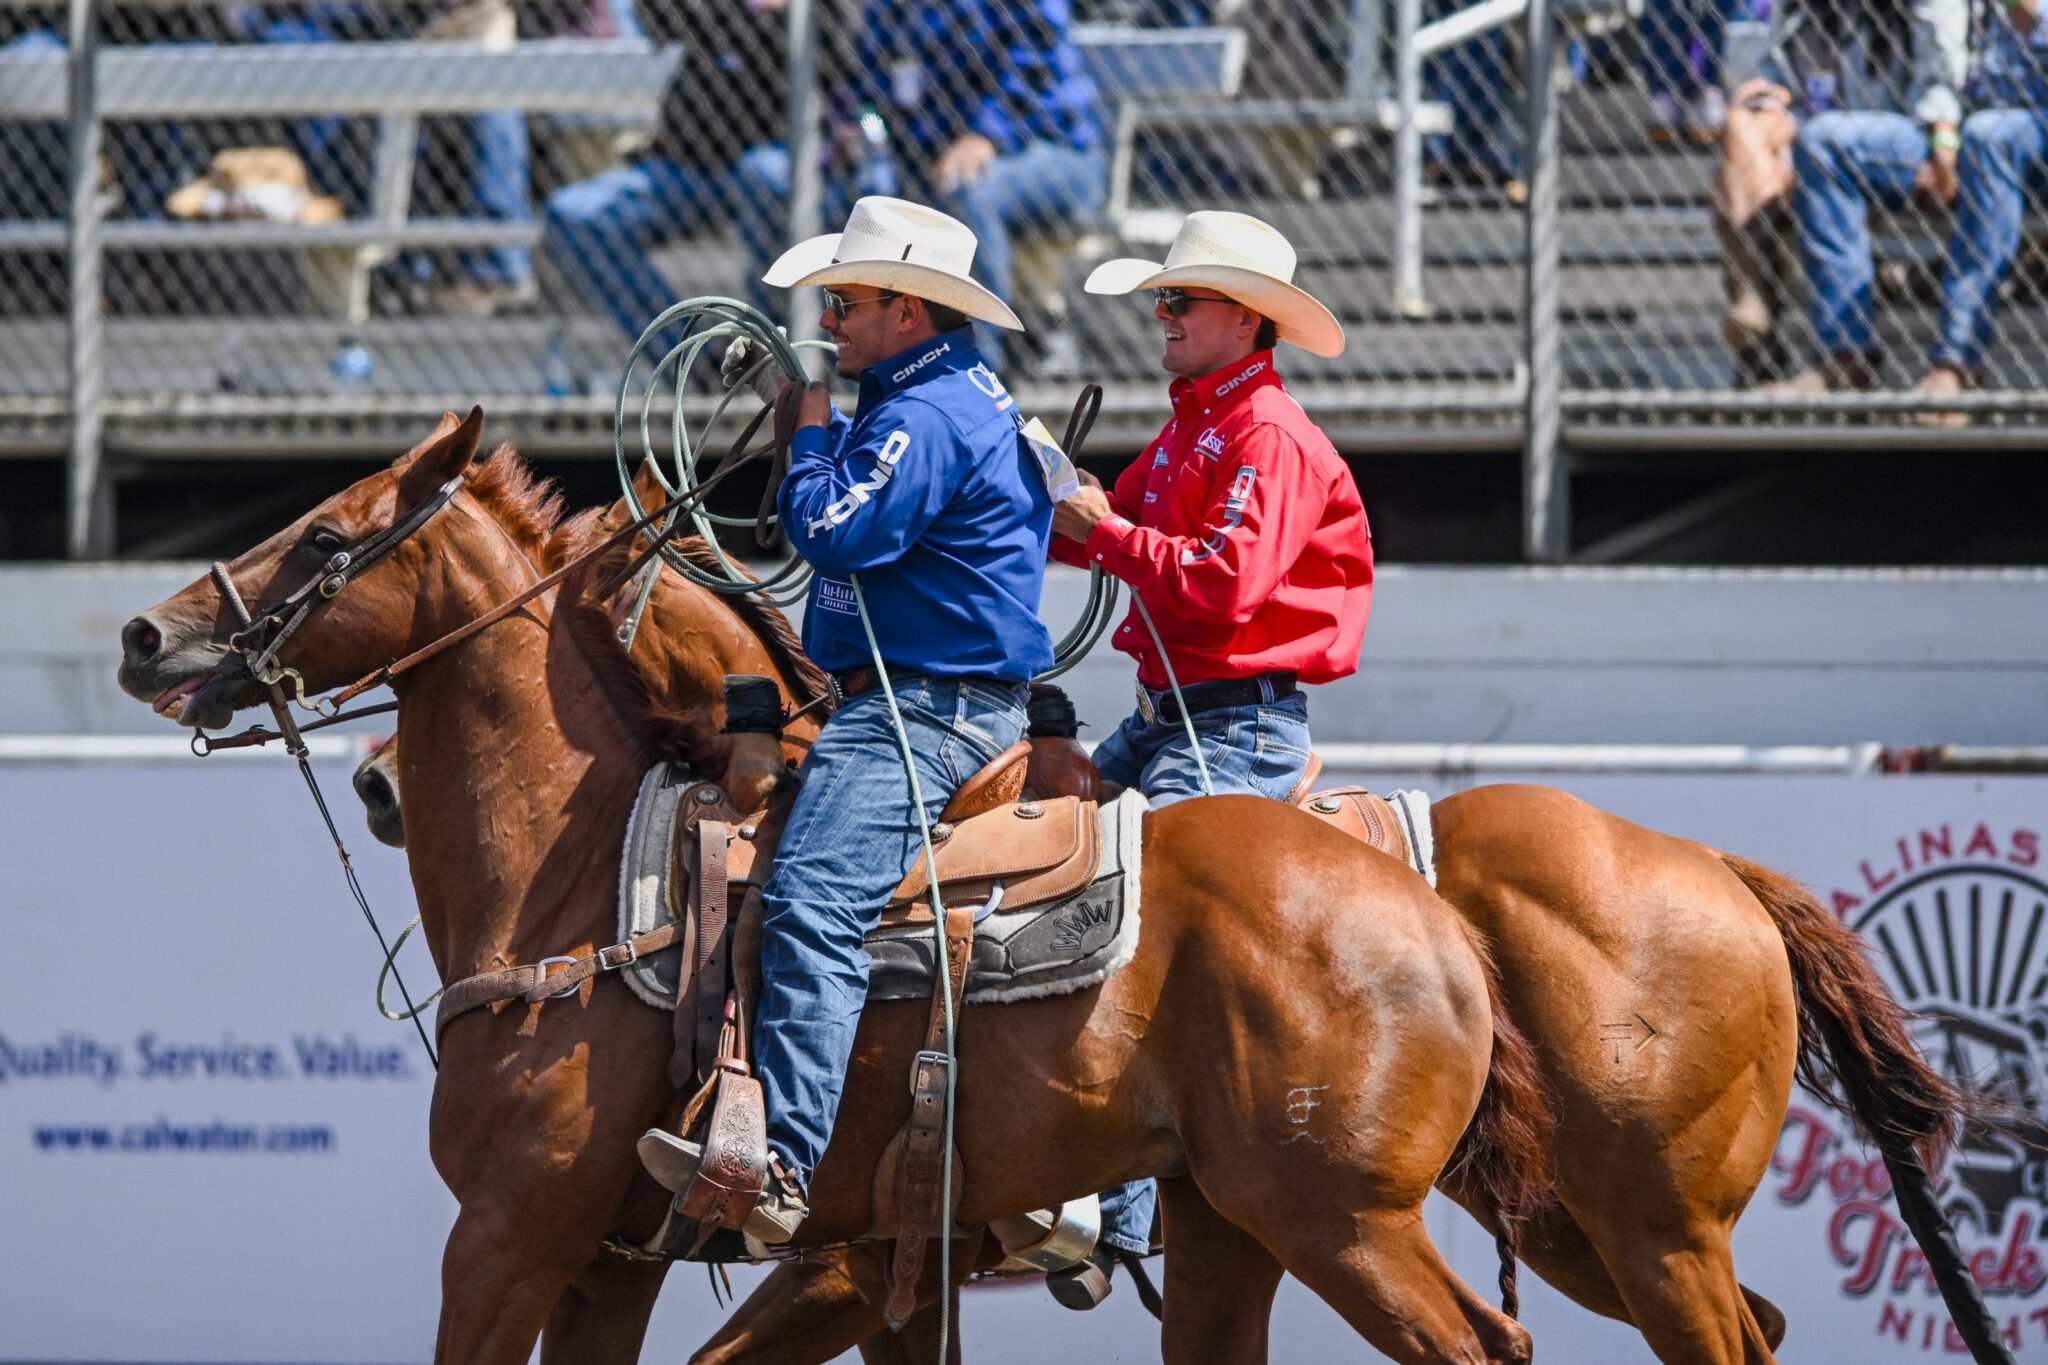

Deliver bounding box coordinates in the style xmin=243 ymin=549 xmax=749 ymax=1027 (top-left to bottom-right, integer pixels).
xmin=883 ymin=904 xmax=976 ymax=1330
xmin=673 ymin=1000 xmax=769 ymax=1253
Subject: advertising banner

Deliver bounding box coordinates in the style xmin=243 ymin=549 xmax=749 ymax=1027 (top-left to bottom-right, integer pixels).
xmin=2 ymin=753 xmax=2044 ymax=1362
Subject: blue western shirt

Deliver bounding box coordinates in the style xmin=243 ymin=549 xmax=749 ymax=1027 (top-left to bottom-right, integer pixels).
xmin=779 ymin=330 xmax=1055 ymax=680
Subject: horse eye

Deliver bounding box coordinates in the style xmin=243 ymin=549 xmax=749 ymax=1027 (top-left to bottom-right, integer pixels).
xmin=307 ymin=526 xmax=346 ymax=554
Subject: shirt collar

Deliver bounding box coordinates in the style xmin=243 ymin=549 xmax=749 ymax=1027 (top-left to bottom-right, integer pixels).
xmin=857 ymin=328 xmax=983 ymax=411
xmin=1169 ymin=349 xmax=1281 ymax=416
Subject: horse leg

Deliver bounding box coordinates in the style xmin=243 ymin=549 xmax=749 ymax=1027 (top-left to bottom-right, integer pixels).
xmin=540 ymin=1255 xmax=668 ymax=1365
xmin=1504 ymin=1203 xmax=1787 ymax=1355
xmin=1157 ymin=1175 xmax=1283 ymax=1363
xmin=862 ymin=1282 xmax=962 ymax=1365
xmin=1256 ymin=1203 xmax=1530 ymax=1365
xmin=1584 ymin=1221 xmax=1774 ymax=1365
xmin=692 ymin=1249 xmax=891 ymax=1364
xmin=434 ymin=1206 xmax=591 ymax=1364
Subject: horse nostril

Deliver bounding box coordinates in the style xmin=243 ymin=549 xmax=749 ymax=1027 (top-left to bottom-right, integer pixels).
xmin=123 ymin=616 xmax=163 ymax=666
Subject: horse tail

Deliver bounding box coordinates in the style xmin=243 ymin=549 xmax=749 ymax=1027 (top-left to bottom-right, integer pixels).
xmin=1717 ymin=852 xmax=1966 ymax=1167
xmin=1446 ymin=954 xmax=1557 ymax=1319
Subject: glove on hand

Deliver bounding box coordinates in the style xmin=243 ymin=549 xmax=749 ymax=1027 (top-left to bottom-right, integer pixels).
xmin=720 ymin=336 xmax=786 ymax=406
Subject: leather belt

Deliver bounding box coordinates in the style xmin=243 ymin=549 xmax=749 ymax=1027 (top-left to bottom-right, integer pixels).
xmin=1136 ymin=670 xmax=1297 ymax=726
xmin=833 ymin=667 xmax=1014 ymax=701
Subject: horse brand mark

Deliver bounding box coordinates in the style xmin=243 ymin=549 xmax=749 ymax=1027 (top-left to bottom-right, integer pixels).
xmin=1597 ymin=1013 xmax=1659 ymax=1064
xmin=1282 ymin=1084 xmax=1330 ymax=1143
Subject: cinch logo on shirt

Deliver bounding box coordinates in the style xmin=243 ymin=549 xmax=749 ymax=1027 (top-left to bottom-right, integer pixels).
xmin=815 ymin=577 xmax=858 ymax=615
xmin=808 ymin=429 xmax=910 ymax=534
xmin=1195 ymin=427 xmax=1226 ymax=459
xmin=1215 ymin=359 xmax=1267 ymax=396
xmin=891 ymin=341 xmax=952 ymax=384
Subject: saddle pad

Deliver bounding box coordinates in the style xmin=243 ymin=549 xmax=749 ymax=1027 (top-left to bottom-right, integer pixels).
xmin=617 ymin=769 xmax=1146 ymax=1012
xmin=618 ymin=761 xmax=692 ymax=1011
xmin=868 ymin=789 xmax=1147 ymax=1005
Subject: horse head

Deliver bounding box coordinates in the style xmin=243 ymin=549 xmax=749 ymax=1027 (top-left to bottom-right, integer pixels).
xmin=117 ymin=408 xmax=550 ymax=731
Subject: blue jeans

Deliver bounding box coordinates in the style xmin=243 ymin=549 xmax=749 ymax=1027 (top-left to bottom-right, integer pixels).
xmin=754 ymin=674 xmax=1030 ymax=1188
xmin=1425 ymin=0 xmax=1518 ymax=176
xmin=260 ymin=15 xmax=531 ymax=286
xmin=1793 ymin=108 xmax=2048 ymax=371
xmin=748 ymin=139 xmax=1107 ymax=368
xmin=1089 ymin=681 xmax=1314 ymax=1256
xmin=545 ymin=147 xmax=798 ymax=354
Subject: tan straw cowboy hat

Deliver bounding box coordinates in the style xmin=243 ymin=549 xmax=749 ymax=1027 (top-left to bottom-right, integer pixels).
xmin=764 ymin=196 xmax=1023 ymax=331
xmin=1085 ymin=211 xmax=1345 ymax=357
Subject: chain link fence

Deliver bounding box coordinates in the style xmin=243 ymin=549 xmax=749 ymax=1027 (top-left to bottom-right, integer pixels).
xmin=6 ymin=0 xmax=2048 ymax=487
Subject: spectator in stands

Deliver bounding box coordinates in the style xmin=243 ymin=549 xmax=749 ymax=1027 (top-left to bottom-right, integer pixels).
xmin=1714 ymin=0 xmax=1924 ymax=383
xmin=1426 ymin=1 xmax=1522 ymax=200
xmin=1766 ymin=0 xmax=2048 ymax=413
xmin=243 ymin=1 xmax=535 ymax=314
xmin=1643 ymin=0 xmax=1745 ymax=140
xmin=543 ymin=0 xmax=1105 ymax=371
xmin=542 ymin=0 xmax=797 ymax=352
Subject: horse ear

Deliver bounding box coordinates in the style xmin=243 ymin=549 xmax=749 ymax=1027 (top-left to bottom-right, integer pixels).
xmin=631 ymin=459 xmax=668 ymax=512
xmin=396 ymin=406 xmax=485 ymax=501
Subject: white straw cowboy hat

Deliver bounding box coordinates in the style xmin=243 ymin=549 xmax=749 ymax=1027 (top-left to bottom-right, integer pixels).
xmin=764 ymin=196 xmax=1023 ymax=331
xmin=1085 ymin=211 xmax=1345 ymax=357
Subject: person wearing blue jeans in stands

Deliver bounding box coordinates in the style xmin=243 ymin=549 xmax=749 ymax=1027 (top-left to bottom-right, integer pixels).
xmin=252 ymin=5 xmax=531 ymax=307
xmin=1641 ymin=0 xmax=1749 ymax=140
xmin=1770 ymin=0 xmax=2041 ymax=417
xmin=543 ymin=0 xmax=798 ymax=356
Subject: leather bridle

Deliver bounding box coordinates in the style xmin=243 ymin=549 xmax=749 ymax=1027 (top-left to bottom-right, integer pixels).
xmin=210 ymin=474 xmax=465 ymax=708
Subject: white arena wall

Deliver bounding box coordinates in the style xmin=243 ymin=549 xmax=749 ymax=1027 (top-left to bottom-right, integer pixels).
xmin=5 ymin=561 xmax=2045 ymax=1362
xmin=3 ymin=753 xmax=2046 ymax=1362
xmin=11 ymin=562 xmax=2048 ymax=742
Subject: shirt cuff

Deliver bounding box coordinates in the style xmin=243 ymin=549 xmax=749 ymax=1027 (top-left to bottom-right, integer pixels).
xmin=1082 ymin=512 xmax=1136 ymax=567
xmin=788 ymin=423 xmax=836 ymax=462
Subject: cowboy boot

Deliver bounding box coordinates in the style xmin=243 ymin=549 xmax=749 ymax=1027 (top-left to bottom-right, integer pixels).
xmin=1045 ymin=1244 xmax=1118 ymax=1310
xmin=637 ymin=1130 xmax=811 ymax=1245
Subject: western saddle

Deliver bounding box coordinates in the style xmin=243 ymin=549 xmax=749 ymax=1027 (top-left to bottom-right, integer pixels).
xmin=431 ymin=678 xmax=1420 ymax=1307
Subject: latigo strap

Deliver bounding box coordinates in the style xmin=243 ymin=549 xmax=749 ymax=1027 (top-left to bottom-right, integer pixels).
xmin=884 ymin=904 xmax=977 ymax=1329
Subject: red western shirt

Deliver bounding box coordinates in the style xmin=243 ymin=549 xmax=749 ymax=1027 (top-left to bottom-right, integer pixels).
xmin=1050 ymin=351 xmax=1373 ymax=690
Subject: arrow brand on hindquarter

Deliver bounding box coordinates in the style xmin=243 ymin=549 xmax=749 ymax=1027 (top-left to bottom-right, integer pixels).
xmin=1598 ymin=1013 xmax=1660 ymax=1064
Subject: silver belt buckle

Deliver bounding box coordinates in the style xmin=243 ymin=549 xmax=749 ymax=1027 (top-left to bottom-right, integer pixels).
xmin=1135 ymin=680 xmax=1156 ymax=726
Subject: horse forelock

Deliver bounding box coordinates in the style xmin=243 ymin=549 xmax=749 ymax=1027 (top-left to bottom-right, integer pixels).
xmin=556 ymin=563 xmax=731 ymax=777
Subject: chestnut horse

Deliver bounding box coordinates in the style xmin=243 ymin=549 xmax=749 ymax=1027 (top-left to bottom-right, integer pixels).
xmin=341 ymin=430 xmax=1963 ymax=1365
xmin=510 ymin=471 xmax=1964 ymax=1365
xmin=117 ymin=411 xmax=1551 ymax=1365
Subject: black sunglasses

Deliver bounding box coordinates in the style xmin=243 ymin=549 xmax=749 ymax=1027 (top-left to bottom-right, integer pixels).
xmin=1151 ymin=287 xmax=1234 ymax=318
xmin=824 ymin=287 xmax=899 ymax=321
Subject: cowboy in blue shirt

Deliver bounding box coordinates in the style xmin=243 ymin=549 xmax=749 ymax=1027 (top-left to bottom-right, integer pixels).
xmin=639 ymin=198 xmax=1053 ymax=1243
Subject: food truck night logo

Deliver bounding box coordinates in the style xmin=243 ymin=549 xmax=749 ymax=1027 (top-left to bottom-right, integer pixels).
xmin=1774 ymin=821 xmax=2048 ymax=1352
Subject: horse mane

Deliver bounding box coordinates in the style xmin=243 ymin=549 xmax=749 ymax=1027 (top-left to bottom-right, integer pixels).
xmin=545 ymin=506 xmax=833 ymax=712
xmin=662 ymin=537 xmax=833 ymax=709
xmin=463 ymin=443 xmax=568 ymax=558
xmin=557 ymin=562 xmax=732 ymax=776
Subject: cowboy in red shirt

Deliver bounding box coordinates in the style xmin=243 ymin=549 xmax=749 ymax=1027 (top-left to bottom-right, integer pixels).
xmin=1040 ymin=209 xmax=1373 ymax=1309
